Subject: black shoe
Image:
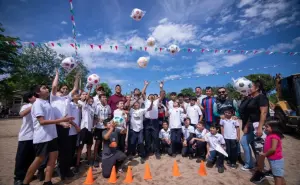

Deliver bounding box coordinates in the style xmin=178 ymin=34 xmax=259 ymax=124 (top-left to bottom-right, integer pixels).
xmin=94 ymin=161 xmax=99 ymax=168
xmin=238 ymin=155 xmax=245 ymax=166
xmin=196 ymin=158 xmax=201 ymax=163
xmin=14 ymin=180 xmax=22 ymax=185
xmin=65 ymin=170 xmax=75 ymax=178
xmin=230 ymin=164 xmax=238 ymax=169
xmin=73 ymin=166 xmax=80 ymax=174
xmin=155 ymin=153 xmax=161 ymax=160
xmin=250 ymin=171 xmax=266 ymax=183
xmin=37 ymin=170 xmax=45 ymax=181
xmin=128 ymin=155 xmax=134 ymax=161
xmin=188 ymin=155 xmax=193 ymax=160
xmin=264 ymin=170 xmax=273 ymax=178
xmin=172 ymin=154 xmax=176 ymax=158
xmin=140 ymin=157 xmax=146 ymax=164
xmin=206 ymin=161 xmax=214 ymax=168
xmin=42 ymin=181 xmax=53 ymax=185
xmin=218 ymin=167 xmax=225 ymax=173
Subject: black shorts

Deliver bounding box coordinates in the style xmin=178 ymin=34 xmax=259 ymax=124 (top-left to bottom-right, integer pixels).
xmin=93 ymin=128 xmax=105 ymax=141
xmin=79 ymin=128 xmax=93 ymax=146
xmin=33 ymin=138 xmax=58 ymax=157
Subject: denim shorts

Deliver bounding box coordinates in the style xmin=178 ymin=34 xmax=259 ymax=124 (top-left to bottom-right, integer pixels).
xmin=269 ymin=158 xmax=284 ymax=177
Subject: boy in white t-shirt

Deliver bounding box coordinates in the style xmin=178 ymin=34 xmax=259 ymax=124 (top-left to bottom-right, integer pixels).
xmin=181 ymin=118 xmax=195 ymax=159
xmin=22 ymin=85 xmax=74 ymax=185
xmin=189 ymin=121 xmax=208 ymax=163
xmin=205 ymin=124 xmax=226 ymax=173
xmin=167 ymin=92 xmax=177 ymax=108
xmin=220 ymin=109 xmax=240 ymax=169
xmin=186 ymin=97 xmax=203 ymax=128
xmin=113 ymin=100 xmax=128 ymax=153
xmin=159 ymin=121 xmax=172 ymax=156
xmin=128 ymin=101 xmax=153 ymax=163
xmin=169 ymin=101 xmax=184 ymax=157
xmin=14 ymin=92 xmax=36 ymax=185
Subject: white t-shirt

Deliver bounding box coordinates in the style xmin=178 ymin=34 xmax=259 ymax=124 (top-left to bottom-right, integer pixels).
xmin=113 ymin=109 xmax=127 ymax=129
xmin=186 ymin=105 xmax=202 ymax=125
xmin=159 ymin=128 xmax=171 ymax=140
xmin=168 ymin=100 xmax=174 ymax=109
xmin=195 ymin=128 xmax=208 ymax=139
xmin=68 ymin=102 xmax=81 ymax=136
xmin=50 ymin=93 xmax=71 ymax=119
xmin=130 ymin=108 xmax=147 ymax=132
xmin=18 ymin=104 xmax=34 ymax=141
xmin=93 ymin=95 xmax=100 ymax=109
xmin=145 ymin=99 xmax=159 ymax=119
xmin=197 ymin=95 xmax=207 ymax=105
xmin=95 ymin=103 xmax=111 ymax=129
xmin=220 ymin=119 xmax=240 ymax=139
xmin=205 ymin=132 xmax=225 ymax=151
xmin=183 ymin=102 xmax=189 ymax=110
xmin=31 ymin=98 xmax=57 ymax=144
xmin=182 ymin=125 xmax=195 ymax=140
xmin=168 ymin=108 xmax=184 ymax=129
xmin=80 ymin=103 xmax=95 ymax=131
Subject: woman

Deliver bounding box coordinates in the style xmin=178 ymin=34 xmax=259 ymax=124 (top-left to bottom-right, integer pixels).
xmin=241 ymin=80 xmax=269 ymax=171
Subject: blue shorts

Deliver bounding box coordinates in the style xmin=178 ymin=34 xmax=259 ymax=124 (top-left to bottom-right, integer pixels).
xmin=269 ymin=158 xmax=284 ymax=177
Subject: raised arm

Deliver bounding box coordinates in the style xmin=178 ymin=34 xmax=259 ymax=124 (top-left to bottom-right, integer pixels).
xmin=51 ymin=69 xmax=59 ymax=96
xmin=142 ymin=81 xmax=149 ymax=100
xmin=159 ymin=81 xmax=165 ymax=102
xmin=70 ymin=72 xmax=80 ymax=96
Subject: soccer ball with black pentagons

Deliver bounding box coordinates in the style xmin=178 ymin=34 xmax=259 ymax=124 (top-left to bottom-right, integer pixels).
xmin=168 ymin=44 xmax=180 ymax=54
xmin=232 ymin=77 xmax=252 ymax=96
xmin=61 ymin=57 xmax=77 ymax=73
xmin=87 ymin=74 xmax=100 ymax=86
xmin=130 ymin=8 xmax=146 ymax=21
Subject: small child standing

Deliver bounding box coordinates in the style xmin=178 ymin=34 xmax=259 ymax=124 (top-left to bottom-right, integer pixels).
xmin=102 ymin=119 xmax=127 ymax=178
xmin=159 ymin=121 xmax=172 ymax=156
xmin=113 ymin=100 xmax=128 ymax=153
xmin=181 ymin=118 xmax=195 ymax=159
xmin=205 ymin=124 xmax=226 ymax=173
xmin=189 ymin=121 xmax=208 ymax=163
xmin=250 ymin=119 xmax=286 ymax=185
xmin=186 ymin=97 xmax=203 ymax=128
xmin=220 ymin=109 xmax=240 ymax=169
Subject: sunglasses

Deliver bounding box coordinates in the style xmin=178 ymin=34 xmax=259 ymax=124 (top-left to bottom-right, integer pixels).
xmin=218 ymin=91 xmax=226 ymax=94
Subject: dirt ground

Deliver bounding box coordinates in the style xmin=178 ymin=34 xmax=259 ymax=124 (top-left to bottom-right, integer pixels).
xmin=0 ymin=118 xmax=300 ymax=185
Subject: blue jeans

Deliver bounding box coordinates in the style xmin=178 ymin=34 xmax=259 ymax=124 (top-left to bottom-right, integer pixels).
xmin=241 ymin=126 xmax=255 ymax=168
xmin=170 ymin=128 xmax=182 ymax=154
xmin=208 ymin=150 xmax=224 ymax=168
xmin=128 ymin=129 xmax=146 ymax=158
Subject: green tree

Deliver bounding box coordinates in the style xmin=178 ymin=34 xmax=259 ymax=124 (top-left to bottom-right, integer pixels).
xmin=245 ymin=74 xmax=275 ymax=93
xmin=180 ymin=88 xmax=196 ymax=97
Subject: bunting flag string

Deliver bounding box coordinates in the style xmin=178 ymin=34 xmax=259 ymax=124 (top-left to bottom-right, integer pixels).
xmin=69 ymin=0 xmax=78 ymax=57
xmin=1 ymin=41 xmax=299 ymax=56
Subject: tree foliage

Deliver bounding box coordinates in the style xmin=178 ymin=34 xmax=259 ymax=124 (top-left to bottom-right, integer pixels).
xmin=91 ymin=83 xmax=112 ymax=97
xmin=245 ymin=74 xmax=275 ymax=93
xmin=180 ymin=88 xmax=196 ymax=97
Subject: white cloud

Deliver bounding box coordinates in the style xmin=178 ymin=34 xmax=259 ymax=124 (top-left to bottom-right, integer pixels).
xmin=237 ymin=0 xmax=255 ymax=8
xmin=24 ymin=33 xmax=34 ymax=39
xmin=201 ymin=31 xmax=242 ymax=46
xmin=159 ymin=18 xmax=168 ymax=24
xmin=182 ymin=56 xmax=192 ymax=60
xmin=163 ymin=75 xmax=181 ymax=81
xmin=77 ymin=33 xmax=82 ymax=37
xmin=222 ymin=54 xmax=248 ymax=67
xmin=219 ymin=15 xmax=233 ymax=24
xmin=101 ymin=74 xmax=127 ymax=85
xmin=269 ymin=37 xmax=300 ymax=51
xmin=194 ymin=62 xmax=216 ymax=75
xmin=274 ymin=17 xmax=289 ymax=26
xmin=243 ymin=5 xmax=259 ymax=17
xmin=61 ymin=21 xmax=68 ymax=25
xmin=201 ymin=35 xmax=214 ymax=42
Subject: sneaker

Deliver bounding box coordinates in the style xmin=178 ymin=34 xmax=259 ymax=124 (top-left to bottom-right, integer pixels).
xmin=218 ymin=167 xmax=225 ymax=173
xmin=155 ymin=153 xmax=161 ymax=160
xmin=128 ymin=155 xmax=134 ymax=161
xmin=196 ymin=158 xmax=201 ymax=163
xmin=238 ymin=155 xmax=245 ymax=166
xmin=188 ymin=155 xmax=193 ymax=160
xmin=206 ymin=161 xmax=214 ymax=168
xmin=264 ymin=170 xmax=273 ymax=178
xmin=94 ymin=161 xmax=99 ymax=168
xmin=140 ymin=157 xmax=146 ymax=164
xmin=73 ymin=166 xmax=80 ymax=174
xmin=250 ymin=171 xmax=265 ymax=183
xmin=230 ymin=164 xmax=238 ymax=169
xmin=42 ymin=181 xmax=53 ymax=185
xmin=37 ymin=170 xmax=45 ymax=181
xmin=241 ymin=165 xmax=252 ymax=171
xmin=14 ymin=180 xmax=22 ymax=185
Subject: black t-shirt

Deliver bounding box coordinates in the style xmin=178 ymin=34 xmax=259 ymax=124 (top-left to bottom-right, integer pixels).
xmin=247 ymin=94 xmax=269 ymax=123
xmin=102 ymin=129 xmax=120 ymax=159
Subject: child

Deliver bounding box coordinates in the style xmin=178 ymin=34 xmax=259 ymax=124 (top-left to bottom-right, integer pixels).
xmin=220 ymin=109 xmax=240 ymax=169
xmin=168 ymin=92 xmax=177 ymax=108
xmin=74 ymin=87 xmax=95 ymax=173
xmin=189 ymin=121 xmax=208 ymax=163
xmin=250 ymin=119 xmax=286 ymax=185
xmin=158 ymin=102 xmax=167 ymax=131
xmin=181 ymin=118 xmax=195 ymax=159
xmin=205 ymin=124 xmax=226 ymax=173
xmin=22 ymin=85 xmax=73 ymax=185
xmin=159 ymin=121 xmax=172 ymax=156
xmin=169 ymin=101 xmax=184 ymax=157
xmin=186 ymin=97 xmax=203 ymax=128
xmin=113 ymin=100 xmax=128 ymax=152
xmin=102 ymin=119 xmax=127 ymax=178
xmin=14 ymin=92 xmax=36 ymax=185
xmin=94 ymin=94 xmax=111 ymax=167
xmin=128 ymin=101 xmax=153 ymax=163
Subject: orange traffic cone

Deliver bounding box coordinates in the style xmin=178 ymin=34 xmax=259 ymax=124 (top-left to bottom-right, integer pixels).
xmin=172 ymin=160 xmax=181 ymax=177
xmin=198 ymin=161 xmax=207 ymax=176
xmin=143 ymin=162 xmax=152 ymax=180
xmin=108 ymin=166 xmax=117 ymax=183
xmin=84 ymin=167 xmax=94 ymax=184
xmin=123 ymin=166 xmax=133 ymax=184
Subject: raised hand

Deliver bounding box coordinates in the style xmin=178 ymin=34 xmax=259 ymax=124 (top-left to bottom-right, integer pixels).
xmin=144 ymin=80 xmax=150 ymax=86
xmin=159 ymin=81 xmax=164 ymax=88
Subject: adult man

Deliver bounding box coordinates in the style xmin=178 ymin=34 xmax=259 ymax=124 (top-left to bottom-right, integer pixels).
xmin=108 ymin=85 xmax=125 ymax=115
xmin=201 ymin=87 xmax=216 ymax=129
xmin=195 ymin=87 xmax=207 ymax=108
xmin=130 ymin=81 xmax=148 ymax=109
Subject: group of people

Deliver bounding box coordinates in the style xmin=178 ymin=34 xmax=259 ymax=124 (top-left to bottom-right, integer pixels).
xmin=14 ymin=71 xmax=286 ymax=185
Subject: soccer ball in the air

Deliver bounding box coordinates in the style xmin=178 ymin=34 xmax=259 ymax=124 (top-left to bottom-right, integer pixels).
xmin=87 ymin=74 xmax=100 ymax=86
xmin=130 ymin=8 xmax=145 ymax=21
xmin=147 ymin=37 xmax=156 ymax=47
xmin=113 ymin=116 xmax=124 ymax=126
xmin=232 ymin=77 xmax=252 ymax=96
xmin=168 ymin=44 xmax=180 ymax=54
xmin=137 ymin=57 xmax=149 ymax=68
xmin=61 ymin=57 xmax=77 ymax=73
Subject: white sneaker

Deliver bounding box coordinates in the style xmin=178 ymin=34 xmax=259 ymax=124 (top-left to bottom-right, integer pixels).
xmin=241 ymin=166 xmax=252 ymax=171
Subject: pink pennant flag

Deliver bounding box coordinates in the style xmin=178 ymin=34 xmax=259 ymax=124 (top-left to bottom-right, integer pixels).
xmin=254 ymin=50 xmax=258 ymax=54
xmin=290 ymin=52 xmax=294 ymax=55
xmin=51 ymin=43 xmax=54 ymax=47
xmin=228 ymin=50 xmax=231 ymax=53
xmin=90 ymin=44 xmax=93 ymax=49
xmin=130 ymin=46 xmax=132 ymax=51
xmin=266 ymin=51 xmax=270 ymax=54
xmin=69 ymin=0 xmax=72 ymax=2
xmin=201 ymin=49 xmax=205 ymax=53
xmin=145 ymin=47 xmax=147 ymax=51
xmin=188 ymin=48 xmax=191 ymax=52
xmin=215 ymin=49 xmax=218 ymax=53
xmin=98 ymin=45 xmax=102 ymax=49
xmin=115 ymin=45 xmax=118 ymax=50
xmin=10 ymin=41 xmax=17 ymax=46
xmin=241 ymin=50 xmax=244 ymax=54
xmin=31 ymin=42 xmax=35 ymax=46
xmin=159 ymin=48 xmax=162 ymax=52
xmin=70 ymin=43 xmax=74 ymax=48
xmin=71 ymin=15 xmax=74 ymax=21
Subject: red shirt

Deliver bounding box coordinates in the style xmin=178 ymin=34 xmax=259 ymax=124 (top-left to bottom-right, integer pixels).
xmin=108 ymin=94 xmax=125 ymax=115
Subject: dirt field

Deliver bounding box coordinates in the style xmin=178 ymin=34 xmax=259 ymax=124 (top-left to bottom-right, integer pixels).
xmin=0 ymin=119 xmax=300 ymax=185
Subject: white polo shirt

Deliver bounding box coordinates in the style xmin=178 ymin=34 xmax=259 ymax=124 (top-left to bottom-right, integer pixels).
xmin=68 ymin=102 xmax=81 ymax=136
xmin=205 ymin=132 xmax=225 ymax=151
xmin=168 ymin=100 xmax=174 ymax=109
xmin=159 ymin=128 xmax=171 ymax=140
xmin=130 ymin=108 xmax=147 ymax=132
xmin=186 ymin=105 xmax=202 ymax=125
xmin=50 ymin=93 xmax=71 ymax=119
xmin=18 ymin=104 xmax=34 ymax=141
xmin=220 ymin=119 xmax=240 ymax=139
xmin=183 ymin=102 xmax=189 ymax=110
xmin=95 ymin=103 xmax=111 ymax=129
xmin=80 ymin=103 xmax=95 ymax=131
xmin=145 ymin=99 xmax=159 ymax=119
xmin=113 ymin=109 xmax=127 ymax=129
xmin=31 ymin=98 xmax=57 ymax=144
xmin=168 ymin=108 xmax=184 ymax=129
xmin=197 ymin=95 xmax=207 ymax=105
xmin=182 ymin=125 xmax=195 ymax=140
xmin=195 ymin=128 xmax=208 ymax=139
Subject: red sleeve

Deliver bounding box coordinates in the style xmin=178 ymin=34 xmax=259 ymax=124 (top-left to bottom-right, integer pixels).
xmin=108 ymin=96 xmax=112 ymax=107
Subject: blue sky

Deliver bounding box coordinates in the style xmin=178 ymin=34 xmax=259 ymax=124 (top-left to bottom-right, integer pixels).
xmin=1 ymin=0 xmax=300 ymax=94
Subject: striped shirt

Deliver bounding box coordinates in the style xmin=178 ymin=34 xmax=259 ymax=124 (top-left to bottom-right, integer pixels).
xmin=95 ymin=103 xmax=111 ymax=129
xmin=202 ymin=96 xmax=216 ymax=123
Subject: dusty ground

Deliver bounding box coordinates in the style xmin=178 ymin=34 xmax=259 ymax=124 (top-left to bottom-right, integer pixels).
xmin=0 ymin=118 xmax=300 ymax=185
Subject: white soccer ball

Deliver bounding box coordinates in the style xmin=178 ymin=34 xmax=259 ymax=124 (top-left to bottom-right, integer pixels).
xmin=130 ymin=8 xmax=145 ymax=21
xmin=168 ymin=44 xmax=180 ymax=54
xmin=232 ymin=77 xmax=252 ymax=96
xmin=146 ymin=37 xmax=156 ymax=47
xmin=87 ymin=74 xmax=100 ymax=86
xmin=137 ymin=57 xmax=149 ymax=68
xmin=61 ymin=57 xmax=77 ymax=73
xmin=113 ymin=116 xmax=124 ymax=126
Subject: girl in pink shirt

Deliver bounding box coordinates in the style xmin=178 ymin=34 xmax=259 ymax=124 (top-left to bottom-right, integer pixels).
xmin=250 ymin=119 xmax=286 ymax=185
